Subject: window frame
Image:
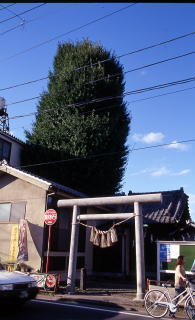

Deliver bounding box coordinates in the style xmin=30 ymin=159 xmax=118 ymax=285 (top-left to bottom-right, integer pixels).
xmin=0 ymin=202 xmax=11 ymax=222
xmin=0 ymin=201 xmax=26 ymax=223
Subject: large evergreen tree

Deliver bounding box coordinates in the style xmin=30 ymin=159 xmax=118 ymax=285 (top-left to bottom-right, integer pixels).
xmin=22 ymin=40 xmax=131 ymax=196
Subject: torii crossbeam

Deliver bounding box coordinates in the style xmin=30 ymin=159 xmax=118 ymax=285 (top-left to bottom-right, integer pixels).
xmin=57 ymin=193 xmax=162 ymax=300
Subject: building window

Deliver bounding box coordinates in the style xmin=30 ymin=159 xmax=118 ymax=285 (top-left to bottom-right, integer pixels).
xmin=0 ymin=202 xmax=26 ymax=222
xmin=0 ymin=203 xmax=11 ymax=222
xmin=0 ymin=138 xmax=11 ymax=163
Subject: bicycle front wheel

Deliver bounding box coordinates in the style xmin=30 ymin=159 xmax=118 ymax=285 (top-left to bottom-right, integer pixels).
xmin=186 ymin=294 xmax=195 ymax=320
xmin=144 ymin=289 xmax=169 ymax=318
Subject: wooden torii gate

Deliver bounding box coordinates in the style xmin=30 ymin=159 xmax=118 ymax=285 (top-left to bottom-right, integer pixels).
xmin=57 ymin=193 xmax=162 ymax=300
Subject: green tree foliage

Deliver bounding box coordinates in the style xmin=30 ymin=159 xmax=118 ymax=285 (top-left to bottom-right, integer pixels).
xmin=22 ymin=40 xmax=131 ymax=196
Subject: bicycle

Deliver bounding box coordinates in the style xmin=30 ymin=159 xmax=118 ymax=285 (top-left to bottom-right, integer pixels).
xmin=144 ymin=280 xmax=195 ymax=319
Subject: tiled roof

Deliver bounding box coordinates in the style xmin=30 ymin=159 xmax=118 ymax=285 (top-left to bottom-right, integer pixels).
xmin=168 ymin=222 xmax=195 ymax=241
xmin=122 ymin=188 xmax=190 ymax=224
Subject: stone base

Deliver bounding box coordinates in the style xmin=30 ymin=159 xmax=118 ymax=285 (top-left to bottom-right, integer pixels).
xmin=133 ymin=293 xmax=145 ymax=301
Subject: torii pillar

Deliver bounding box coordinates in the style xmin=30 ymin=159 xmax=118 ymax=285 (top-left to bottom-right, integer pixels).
xmin=57 ymin=193 xmax=162 ymax=299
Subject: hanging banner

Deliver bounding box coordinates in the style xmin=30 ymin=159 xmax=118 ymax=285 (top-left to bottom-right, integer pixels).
xmin=9 ymin=224 xmax=19 ymax=263
xmin=17 ymin=219 xmax=28 ymax=262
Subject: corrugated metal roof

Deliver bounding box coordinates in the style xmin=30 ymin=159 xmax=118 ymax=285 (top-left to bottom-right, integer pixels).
xmin=0 ymin=162 xmax=86 ymax=198
xmin=0 ymin=130 xmax=25 ymax=145
xmin=46 ymin=179 xmax=87 ymax=198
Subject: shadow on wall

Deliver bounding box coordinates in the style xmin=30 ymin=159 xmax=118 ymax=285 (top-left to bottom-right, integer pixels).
xmin=0 ymin=174 xmax=16 ymax=189
xmin=28 ymin=221 xmax=44 ymax=258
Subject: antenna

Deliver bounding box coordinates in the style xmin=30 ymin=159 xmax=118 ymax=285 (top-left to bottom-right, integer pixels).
xmin=0 ymin=97 xmax=9 ymax=133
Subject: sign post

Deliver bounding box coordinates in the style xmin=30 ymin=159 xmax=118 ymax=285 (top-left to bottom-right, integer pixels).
xmin=44 ymin=209 xmax=57 ymax=274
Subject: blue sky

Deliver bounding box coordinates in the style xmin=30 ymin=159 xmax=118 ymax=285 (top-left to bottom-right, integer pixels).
xmin=0 ymin=3 xmax=195 ymax=219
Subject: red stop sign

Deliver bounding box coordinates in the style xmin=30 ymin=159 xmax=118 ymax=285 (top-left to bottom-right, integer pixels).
xmin=44 ymin=209 xmax=57 ymax=226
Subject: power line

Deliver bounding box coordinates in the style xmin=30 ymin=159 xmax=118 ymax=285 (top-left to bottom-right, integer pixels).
xmin=0 ymin=3 xmax=47 ymax=25
xmin=0 ymin=4 xmax=16 ymax=11
xmin=5 ymin=74 xmax=195 ymax=109
xmin=83 ymin=50 xmax=195 ymax=86
xmin=4 ymin=50 xmax=195 ymax=107
xmin=8 ymin=85 xmax=195 ymax=123
xmin=123 ymin=76 xmax=195 ymax=96
xmin=127 ymin=85 xmax=195 ymax=104
xmin=7 ymin=76 xmax=195 ymax=120
xmin=0 ymin=8 xmax=194 ymax=68
xmin=1 ymin=48 xmax=195 ymax=93
xmin=0 ymin=5 xmax=66 ymax=37
xmin=0 ymin=4 xmax=25 ymax=23
xmin=0 ymin=4 xmax=137 ymax=63
xmin=78 ymin=84 xmax=195 ymax=115
xmin=7 ymin=75 xmax=195 ymax=111
xmin=7 ymin=95 xmax=41 ymax=107
xmin=131 ymin=139 xmax=195 ymax=151
xmin=1 ymin=26 xmax=195 ymax=93
xmin=10 ymin=111 xmax=36 ymax=120
xmin=117 ymin=31 xmax=195 ymax=60
xmin=0 ymin=21 xmax=26 ymax=36
xmin=19 ymin=138 xmax=195 ymax=169
xmin=9 ymin=102 xmax=124 ymax=120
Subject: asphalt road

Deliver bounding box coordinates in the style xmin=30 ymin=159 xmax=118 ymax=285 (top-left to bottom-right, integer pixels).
xmin=0 ymin=299 xmax=158 ymax=320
